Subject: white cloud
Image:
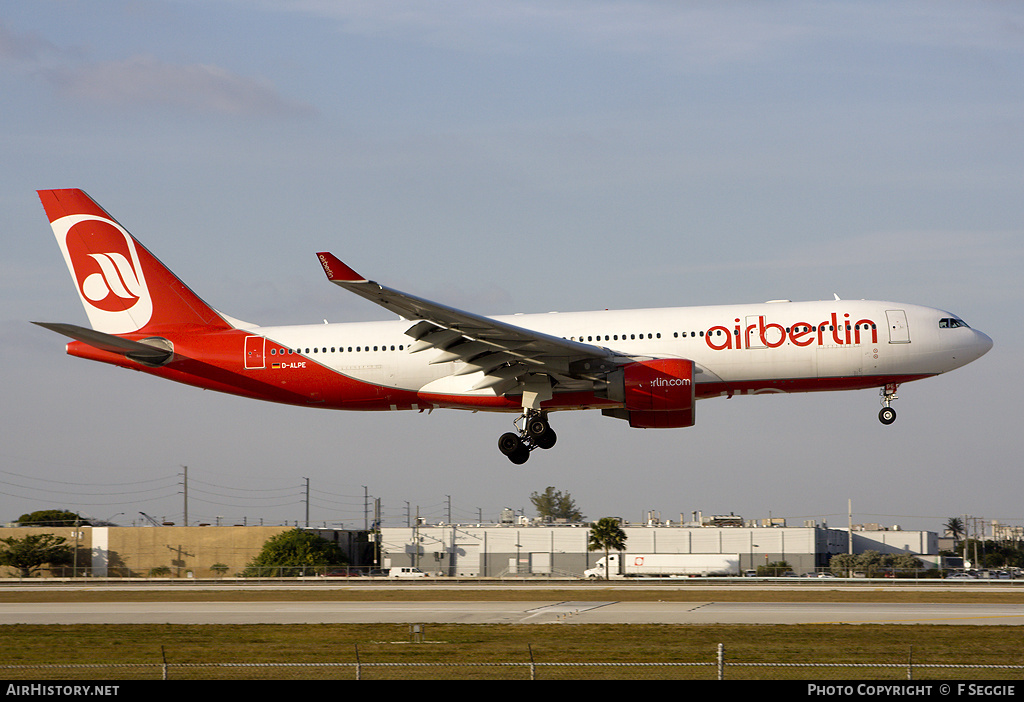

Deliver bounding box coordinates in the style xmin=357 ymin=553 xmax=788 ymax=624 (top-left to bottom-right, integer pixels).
xmin=44 ymin=54 xmax=315 ymax=117
xmin=0 ymin=20 xmax=312 ymax=117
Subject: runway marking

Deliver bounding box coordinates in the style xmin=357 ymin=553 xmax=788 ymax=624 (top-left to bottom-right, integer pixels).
xmin=522 ymin=601 xmax=616 ymax=621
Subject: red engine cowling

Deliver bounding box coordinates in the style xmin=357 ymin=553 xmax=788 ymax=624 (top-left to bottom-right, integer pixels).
xmin=605 ymin=358 xmax=695 ymax=428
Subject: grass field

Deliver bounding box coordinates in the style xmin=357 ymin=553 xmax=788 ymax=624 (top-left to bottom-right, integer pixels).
xmin=1 ymin=584 xmax=1023 ymax=680
xmin=1 ymin=622 xmax=1023 ymax=680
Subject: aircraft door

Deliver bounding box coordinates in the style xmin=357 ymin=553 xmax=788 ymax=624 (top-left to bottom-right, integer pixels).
xmin=245 ymin=335 xmax=266 ymax=369
xmin=745 ymin=316 xmax=766 ymax=349
xmin=885 ymin=310 xmax=911 ymax=344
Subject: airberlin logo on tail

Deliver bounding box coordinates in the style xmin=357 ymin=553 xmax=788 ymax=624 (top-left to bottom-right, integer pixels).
xmin=51 ymin=214 xmax=153 ymax=334
xmin=80 ymin=252 xmax=143 ymax=308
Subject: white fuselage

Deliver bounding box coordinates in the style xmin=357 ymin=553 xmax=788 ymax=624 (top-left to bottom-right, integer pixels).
xmin=252 ymin=298 xmax=991 ymax=411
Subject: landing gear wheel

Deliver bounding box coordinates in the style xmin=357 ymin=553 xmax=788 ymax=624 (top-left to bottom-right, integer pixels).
xmin=498 ymin=432 xmax=525 ymax=456
xmin=497 ymin=410 xmax=558 ymax=462
xmin=508 ymin=445 xmax=531 ymax=465
xmin=526 ymin=417 xmax=549 ymax=438
xmin=498 ymin=432 xmax=532 ymax=464
xmin=878 ymin=383 xmax=899 ymax=426
xmin=525 ymin=413 xmax=556 ymax=450
xmin=534 ymin=428 xmax=557 ymax=450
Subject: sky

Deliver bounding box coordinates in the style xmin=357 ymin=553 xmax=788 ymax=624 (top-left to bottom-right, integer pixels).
xmin=1 ymin=1 xmax=1022 ymax=535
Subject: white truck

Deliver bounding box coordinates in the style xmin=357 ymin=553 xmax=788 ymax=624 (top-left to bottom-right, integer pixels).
xmin=584 ymin=553 xmax=740 ymax=579
xmin=388 ymin=566 xmax=428 ymax=578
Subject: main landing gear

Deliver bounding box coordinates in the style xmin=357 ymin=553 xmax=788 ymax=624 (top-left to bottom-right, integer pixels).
xmin=498 ymin=410 xmax=557 ymax=464
xmin=878 ymin=383 xmax=899 ymax=425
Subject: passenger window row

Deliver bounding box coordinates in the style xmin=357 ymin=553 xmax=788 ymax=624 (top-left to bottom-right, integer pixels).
xmin=571 ymin=324 xmax=876 ymax=343
xmin=572 ymin=333 xmax=662 ymax=342
xmin=271 ymin=345 xmax=406 ymax=355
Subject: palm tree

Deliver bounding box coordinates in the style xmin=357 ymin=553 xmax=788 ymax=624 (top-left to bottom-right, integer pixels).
xmin=945 ymin=517 xmax=965 ymax=549
xmin=588 ymin=517 xmax=627 ymax=580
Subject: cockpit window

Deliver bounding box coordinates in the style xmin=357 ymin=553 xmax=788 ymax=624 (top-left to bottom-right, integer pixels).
xmin=939 ymin=317 xmax=970 ymax=329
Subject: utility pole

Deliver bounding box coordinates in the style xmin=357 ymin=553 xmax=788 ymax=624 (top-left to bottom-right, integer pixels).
xmin=374 ymin=497 xmax=381 ymax=568
xmin=304 ymin=477 xmax=310 ymax=528
xmin=848 ymin=499 xmax=853 ymax=555
xmin=958 ymin=519 xmax=966 ymax=568
xmin=73 ymin=514 xmax=80 ymax=577
xmin=182 ymin=466 xmax=188 ymax=527
xmin=848 ymin=499 xmax=854 ymax=578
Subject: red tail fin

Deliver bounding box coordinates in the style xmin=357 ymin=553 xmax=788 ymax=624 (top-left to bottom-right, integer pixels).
xmin=38 ymin=189 xmax=231 ymax=334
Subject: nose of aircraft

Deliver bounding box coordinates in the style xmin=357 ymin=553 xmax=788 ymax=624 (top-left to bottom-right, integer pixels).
xmin=942 ymin=325 xmax=993 ymax=372
xmin=974 ymin=329 xmax=994 ymax=358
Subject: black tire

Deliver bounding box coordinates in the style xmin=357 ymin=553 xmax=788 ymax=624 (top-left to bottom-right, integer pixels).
xmin=509 ymin=444 xmax=531 ymax=464
xmin=526 ymin=417 xmax=549 ymax=438
xmin=534 ymin=428 xmax=557 ymax=450
xmin=878 ymin=407 xmax=897 ymax=425
xmin=498 ymin=432 xmax=523 ymax=456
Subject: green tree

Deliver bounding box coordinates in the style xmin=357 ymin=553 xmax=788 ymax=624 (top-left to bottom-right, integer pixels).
xmin=243 ymin=529 xmax=347 ymax=577
xmin=829 ymin=553 xmax=857 ymax=577
xmin=758 ymin=560 xmax=792 ymax=576
xmin=945 ymin=517 xmax=965 ymax=549
xmin=17 ymin=510 xmax=89 ymax=527
xmin=857 ymin=550 xmax=885 ymax=578
xmin=829 ymin=551 xmax=924 ymax=578
xmin=0 ymin=534 xmax=74 ymax=577
xmin=530 ymin=487 xmax=585 ymax=522
xmin=891 ymin=553 xmax=923 ymax=576
xmin=587 ymin=517 xmax=627 ymax=580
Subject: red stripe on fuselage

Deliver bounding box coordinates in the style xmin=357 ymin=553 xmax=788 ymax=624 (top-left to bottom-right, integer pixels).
xmin=68 ymin=328 xmax=932 ymax=412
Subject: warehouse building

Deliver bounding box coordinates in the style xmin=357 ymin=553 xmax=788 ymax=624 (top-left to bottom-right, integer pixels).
xmin=377 ymin=522 xmax=935 ymax=577
xmin=0 ymin=521 xmax=936 ymax=578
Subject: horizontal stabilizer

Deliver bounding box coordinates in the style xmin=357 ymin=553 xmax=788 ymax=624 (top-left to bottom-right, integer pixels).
xmin=32 ymin=322 xmax=173 ymax=364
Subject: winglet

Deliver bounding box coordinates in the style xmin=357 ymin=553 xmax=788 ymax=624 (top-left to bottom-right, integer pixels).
xmin=316 ymin=252 xmax=367 ymax=283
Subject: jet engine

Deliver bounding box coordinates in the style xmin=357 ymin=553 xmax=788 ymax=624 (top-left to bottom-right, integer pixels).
xmin=600 ymin=358 xmax=695 ymax=428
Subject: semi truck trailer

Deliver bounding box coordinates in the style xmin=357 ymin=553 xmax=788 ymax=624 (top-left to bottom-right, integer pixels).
xmin=584 ymin=553 xmax=740 ymax=579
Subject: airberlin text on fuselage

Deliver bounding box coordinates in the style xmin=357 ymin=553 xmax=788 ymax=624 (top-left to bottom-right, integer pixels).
xmin=705 ymin=312 xmax=878 ymax=351
xmin=649 ymin=377 xmax=691 ymax=387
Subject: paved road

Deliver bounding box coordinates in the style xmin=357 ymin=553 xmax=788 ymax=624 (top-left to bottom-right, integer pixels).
xmin=2 ymin=600 xmax=1022 ymax=625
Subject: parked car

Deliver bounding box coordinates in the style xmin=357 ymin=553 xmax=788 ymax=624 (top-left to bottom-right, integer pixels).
xmin=322 ymin=568 xmax=362 ymax=577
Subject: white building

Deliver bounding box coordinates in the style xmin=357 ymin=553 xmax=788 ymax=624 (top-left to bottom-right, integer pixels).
xmin=377 ymin=523 xmax=936 ymax=577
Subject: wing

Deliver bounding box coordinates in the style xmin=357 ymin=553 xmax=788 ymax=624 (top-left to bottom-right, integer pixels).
xmin=316 ymin=252 xmax=632 ymax=398
xmin=32 ymin=321 xmax=173 ymax=364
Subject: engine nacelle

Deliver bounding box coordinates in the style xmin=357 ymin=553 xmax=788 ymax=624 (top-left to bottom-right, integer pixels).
xmin=602 ymin=358 xmax=695 ymax=428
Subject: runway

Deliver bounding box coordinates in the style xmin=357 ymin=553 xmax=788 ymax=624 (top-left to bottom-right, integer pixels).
xmin=2 ymin=600 xmax=1023 ymax=625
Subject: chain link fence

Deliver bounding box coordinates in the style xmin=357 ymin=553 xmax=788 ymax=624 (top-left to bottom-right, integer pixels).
xmin=4 ymin=645 xmax=1024 ymax=680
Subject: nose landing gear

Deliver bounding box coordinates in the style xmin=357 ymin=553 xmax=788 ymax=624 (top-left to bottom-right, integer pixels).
xmin=497 ymin=410 xmax=557 ymax=464
xmin=878 ymin=383 xmax=899 ymax=425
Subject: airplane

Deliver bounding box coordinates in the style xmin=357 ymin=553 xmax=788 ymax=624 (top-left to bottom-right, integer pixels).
xmin=34 ymin=188 xmax=993 ymax=464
